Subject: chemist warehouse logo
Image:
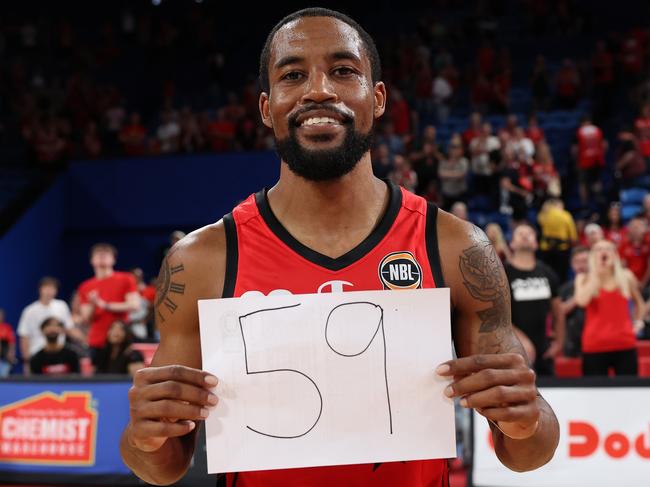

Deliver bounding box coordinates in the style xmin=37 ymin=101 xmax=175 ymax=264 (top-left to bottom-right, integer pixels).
xmin=0 ymin=392 xmax=97 ymax=466
xmin=379 ymin=251 xmax=423 ymax=290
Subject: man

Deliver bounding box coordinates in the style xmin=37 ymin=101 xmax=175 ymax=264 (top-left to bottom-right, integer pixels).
xmin=29 ymin=317 xmax=80 ymax=375
xmin=573 ymin=116 xmax=607 ymax=207
xmin=78 ymin=243 xmax=140 ymax=361
xmin=17 ymin=276 xmax=82 ymax=372
xmin=558 ymin=246 xmax=590 ymax=357
xmin=121 ymin=9 xmax=559 ymax=486
xmin=0 ymin=309 xmax=16 ymax=377
xmin=618 ymin=216 xmax=650 ymax=289
xmin=505 ymin=223 xmax=565 ymax=375
xmin=537 ymin=198 xmax=578 ymax=282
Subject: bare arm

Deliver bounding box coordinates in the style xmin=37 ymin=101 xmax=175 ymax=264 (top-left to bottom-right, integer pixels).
xmin=627 ymin=270 xmax=646 ymax=329
xmin=573 ymin=273 xmax=599 ymax=307
xmin=543 ymin=297 xmax=565 ymax=359
xmin=120 ymin=222 xmax=226 ymax=485
xmin=437 ymin=216 xmax=559 ymax=472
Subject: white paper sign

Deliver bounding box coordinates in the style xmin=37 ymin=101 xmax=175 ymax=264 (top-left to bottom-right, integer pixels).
xmin=198 ymin=288 xmax=455 ymax=474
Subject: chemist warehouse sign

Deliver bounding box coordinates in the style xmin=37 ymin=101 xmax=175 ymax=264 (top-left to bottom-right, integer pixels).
xmin=0 ymin=392 xmax=97 ymax=465
xmin=0 ymin=380 xmax=132 ymax=478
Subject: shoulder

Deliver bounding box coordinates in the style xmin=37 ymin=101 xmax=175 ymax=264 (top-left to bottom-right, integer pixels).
xmin=160 ymin=220 xmax=227 ymax=300
xmin=536 ymin=260 xmax=560 ymax=281
xmin=77 ymin=277 xmax=96 ymax=292
xmin=436 ymin=210 xmax=501 ymax=305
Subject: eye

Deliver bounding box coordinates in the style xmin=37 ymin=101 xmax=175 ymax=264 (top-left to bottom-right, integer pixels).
xmin=333 ymin=66 xmax=356 ymax=76
xmin=281 ymin=71 xmax=303 ymax=81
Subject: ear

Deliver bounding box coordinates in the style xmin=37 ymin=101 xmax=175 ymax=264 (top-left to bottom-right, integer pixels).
xmin=259 ymin=92 xmax=273 ymax=129
xmin=373 ymin=81 xmax=387 ymax=119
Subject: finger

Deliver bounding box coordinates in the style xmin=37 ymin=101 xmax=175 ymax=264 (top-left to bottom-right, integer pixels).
xmin=446 ymin=367 xmax=535 ymax=397
xmin=459 ymin=385 xmax=537 ymax=409
xmin=437 ymin=353 xmax=527 ymax=377
xmin=139 ymin=399 xmax=211 ymax=421
xmin=133 ymin=419 xmax=197 ymax=440
xmin=142 ymin=381 xmax=219 ymax=407
xmin=477 ymin=404 xmax=539 ymax=424
xmin=134 ymin=365 xmax=218 ymax=388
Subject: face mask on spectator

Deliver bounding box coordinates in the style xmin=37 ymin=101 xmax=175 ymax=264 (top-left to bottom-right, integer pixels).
xmin=45 ymin=332 xmax=60 ymax=344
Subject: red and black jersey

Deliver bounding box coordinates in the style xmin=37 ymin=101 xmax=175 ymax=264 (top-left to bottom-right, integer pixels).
xmin=221 ymin=181 xmax=449 ymax=487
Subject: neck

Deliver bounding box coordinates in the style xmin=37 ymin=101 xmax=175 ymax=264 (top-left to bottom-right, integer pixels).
xmin=95 ymin=267 xmax=114 ymax=279
xmin=45 ymin=342 xmax=61 ymax=352
xmin=511 ymin=250 xmax=536 ymax=270
xmin=267 ymin=157 xmax=389 ymax=258
xmin=39 ymin=297 xmax=52 ymax=305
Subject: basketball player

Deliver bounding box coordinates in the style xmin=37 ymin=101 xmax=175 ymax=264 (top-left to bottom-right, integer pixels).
xmin=120 ymin=8 xmax=559 ymax=485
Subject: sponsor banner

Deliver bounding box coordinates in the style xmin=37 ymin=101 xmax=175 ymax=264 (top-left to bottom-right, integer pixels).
xmin=0 ymin=381 xmax=130 ymax=474
xmin=472 ymin=386 xmax=650 ymax=487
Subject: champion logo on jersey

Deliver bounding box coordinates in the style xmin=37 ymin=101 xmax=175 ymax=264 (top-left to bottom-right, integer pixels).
xmin=378 ymin=251 xmax=422 ymax=290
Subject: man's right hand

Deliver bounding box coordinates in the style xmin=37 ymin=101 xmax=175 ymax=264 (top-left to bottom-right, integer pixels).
xmin=126 ymin=365 xmax=219 ymax=452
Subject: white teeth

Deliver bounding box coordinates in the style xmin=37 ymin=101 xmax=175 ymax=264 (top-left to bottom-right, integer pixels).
xmin=301 ymin=117 xmax=339 ymax=126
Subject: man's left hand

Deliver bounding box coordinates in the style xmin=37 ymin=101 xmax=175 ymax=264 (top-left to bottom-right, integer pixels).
xmin=437 ymin=353 xmax=540 ymax=440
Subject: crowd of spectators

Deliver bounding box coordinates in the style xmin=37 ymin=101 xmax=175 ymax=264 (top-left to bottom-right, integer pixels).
xmin=2 ymin=2 xmax=650 ymax=380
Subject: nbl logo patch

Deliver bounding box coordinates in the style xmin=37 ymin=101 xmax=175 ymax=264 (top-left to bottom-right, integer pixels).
xmin=378 ymin=251 xmax=423 ymax=290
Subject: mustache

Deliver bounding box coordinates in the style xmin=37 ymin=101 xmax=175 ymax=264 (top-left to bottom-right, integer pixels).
xmin=288 ymin=103 xmax=354 ymax=127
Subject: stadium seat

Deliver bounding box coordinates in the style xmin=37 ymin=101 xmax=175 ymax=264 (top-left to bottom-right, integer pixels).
xmin=639 ymin=357 xmax=650 ymax=377
xmin=554 ymin=356 xmax=582 ymax=377
xmin=620 ymin=188 xmax=647 ymax=205
xmin=621 ymin=204 xmax=641 ymax=222
xmin=637 ymin=340 xmax=650 ymax=358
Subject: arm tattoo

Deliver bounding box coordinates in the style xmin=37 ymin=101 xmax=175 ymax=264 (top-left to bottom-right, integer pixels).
xmin=155 ymin=248 xmax=186 ymax=324
xmin=459 ymin=227 xmax=525 ymax=356
xmin=458 ymin=226 xmax=510 ymax=332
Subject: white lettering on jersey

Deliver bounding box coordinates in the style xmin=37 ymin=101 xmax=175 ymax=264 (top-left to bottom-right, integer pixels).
xmin=240 ymin=281 xmax=354 ymax=298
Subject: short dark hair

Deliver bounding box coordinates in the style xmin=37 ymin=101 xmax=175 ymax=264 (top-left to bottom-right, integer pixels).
xmin=259 ymin=7 xmax=381 ymax=93
xmin=571 ymin=245 xmax=589 ymax=258
xmin=40 ymin=317 xmax=64 ymax=330
xmin=90 ymin=243 xmax=118 ymax=259
xmin=39 ymin=276 xmax=60 ymax=290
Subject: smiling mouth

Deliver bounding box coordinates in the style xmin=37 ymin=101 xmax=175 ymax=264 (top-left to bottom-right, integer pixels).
xmin=299 ymin=116 xmax=342 ymax=127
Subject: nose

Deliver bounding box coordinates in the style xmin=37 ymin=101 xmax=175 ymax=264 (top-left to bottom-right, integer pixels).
xmin=300 ymin=70 xmax=338 ymax=105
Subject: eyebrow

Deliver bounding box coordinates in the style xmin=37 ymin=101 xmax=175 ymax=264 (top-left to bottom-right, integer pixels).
xmin=273 ymin=50 xmax=362 ymax=71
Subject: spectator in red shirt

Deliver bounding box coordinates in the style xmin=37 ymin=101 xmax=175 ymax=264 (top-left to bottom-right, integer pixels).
xmin=526 ymin=114 xmax=545 ymax=146
xmin=0 ymin=309 xmax=16 ymax=377
xmin=119 ymin=112 xmax=148 ymax=156
xmin=207 ymin=108 xmax=236 ymax=152
xmin=618 ymin=217 xmax=650 ymax=289
xmin=573 ymin=117 xmax=607 ymax=207
xmin=602 ymin=202 xmax=626 ymax=247
xmin=462 ymin=112 xmax=482 ymax=148
xmin=388 ymin=87 xmax=411 ymax=136
xmin=634 ymin=103 xmax=650 ymax=160
xmin=555 ymin=58 xmax=580 ymax=109
xmin=78 ymin=243 xmax=140 ymax=363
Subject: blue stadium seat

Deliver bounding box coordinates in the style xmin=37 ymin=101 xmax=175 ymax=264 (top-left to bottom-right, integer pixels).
xmin=620 ymin=188 xmax=648 ymax=205
xmin=621 ymin=204 xmax=642 ymax=222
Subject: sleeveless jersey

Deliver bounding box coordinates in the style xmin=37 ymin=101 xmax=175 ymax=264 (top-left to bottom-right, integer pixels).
xmin=222 ymin=181 xmax=449 ymax=487
xmin=582 ymin=288 xmax=636 ymax=354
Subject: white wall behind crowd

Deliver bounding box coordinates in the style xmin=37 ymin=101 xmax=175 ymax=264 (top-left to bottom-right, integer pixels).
xmin=472 ymin=382 xmax=650 ymax=487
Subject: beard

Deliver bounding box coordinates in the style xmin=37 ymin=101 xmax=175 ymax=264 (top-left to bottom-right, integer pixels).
xmin=274 ymin=106 xmax=373 ymax=182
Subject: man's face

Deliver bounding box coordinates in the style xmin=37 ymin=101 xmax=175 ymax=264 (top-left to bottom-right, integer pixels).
xmin=91 ymin=249 xmax=116 ymax=269
xmin=42 ymin=320 xmax=63 ymax=344
xmin=39 ymin=284 xmax=57 ymax=301
xmin=571 ymin=251 xmax=589 ymax=274
xmin=510 ymin=225 xmax=538 ymax=252
xmin=260 ymin=16 xmax=386 ymax=181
